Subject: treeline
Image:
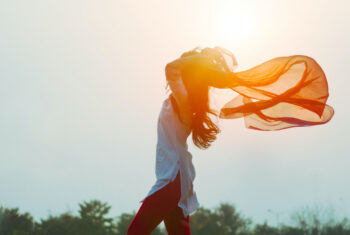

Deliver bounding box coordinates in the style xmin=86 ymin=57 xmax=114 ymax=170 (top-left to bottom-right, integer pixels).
xmin=1 ymin=200 xmax=350 ymax=235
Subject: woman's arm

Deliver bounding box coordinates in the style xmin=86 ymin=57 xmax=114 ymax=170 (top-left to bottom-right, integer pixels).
xmin=165 ymin=66 xmax=192 ymax=126
xmin=166 ymin=53 xmax=236 ymax=89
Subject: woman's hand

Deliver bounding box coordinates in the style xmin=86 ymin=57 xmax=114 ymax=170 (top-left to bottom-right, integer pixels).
xmin=165 ymin=65 xmax=181 ymax=82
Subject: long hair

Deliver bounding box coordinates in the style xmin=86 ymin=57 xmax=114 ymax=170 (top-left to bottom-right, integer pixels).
xmin=168 ymin=48 xmax=221 ymax=149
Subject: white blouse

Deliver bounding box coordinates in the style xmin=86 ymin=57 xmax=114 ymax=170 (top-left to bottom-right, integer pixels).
xmin=141 ymin=72 xmax=199 ymax=218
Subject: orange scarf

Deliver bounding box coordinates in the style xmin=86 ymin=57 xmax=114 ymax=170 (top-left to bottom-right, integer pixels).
xmin=178 ymin=47 xmax=334 ymax=130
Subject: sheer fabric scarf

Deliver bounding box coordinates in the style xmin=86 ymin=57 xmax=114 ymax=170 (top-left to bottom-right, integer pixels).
xmin=181 ymin=47 xmax=334 ymax=131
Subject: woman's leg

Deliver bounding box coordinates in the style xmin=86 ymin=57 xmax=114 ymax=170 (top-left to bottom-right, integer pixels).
xmin=127 ymin=172 xmax=181 ymax=235
xmin=164 ymin=206 xmax=191 ymax=235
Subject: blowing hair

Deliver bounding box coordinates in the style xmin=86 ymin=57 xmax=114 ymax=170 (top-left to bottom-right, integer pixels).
xmin=167 ymin=48 xmax=221 ymax=149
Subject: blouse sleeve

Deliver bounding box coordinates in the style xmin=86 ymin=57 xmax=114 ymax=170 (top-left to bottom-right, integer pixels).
xmin=165 ymin=66 xmax=192 ymax=127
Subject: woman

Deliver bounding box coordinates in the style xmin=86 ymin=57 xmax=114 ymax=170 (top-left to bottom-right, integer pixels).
xmin=127 ymin=48 xmax=212 ymax=235
xmin=127 ymin=47 xmax=334 ymax=235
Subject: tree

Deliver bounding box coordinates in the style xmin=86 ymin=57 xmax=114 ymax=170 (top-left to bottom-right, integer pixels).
xmin=215 ymin=203 xmax=252 ymax=234
xmin=35 ymin=212 xmax=80 ymax=235
xmin=190 ymin=203 xmax=252 ymax=235
xmin=0 ymin=207 xmax=35 ymax=235
xmin=253 ymin=221 xmax=280 ymax=235
xmin=289 ymin=204 xmax=350 ymax=235
xmin=115 ymin=212 xmax=134 ymax=235
xmin=77 ymin=200 xmax=117 ymax=235
xmin=190 ymin=207 xmax=221 ymax=235
xmin=115 ymin=211 xmax=165 ymax=235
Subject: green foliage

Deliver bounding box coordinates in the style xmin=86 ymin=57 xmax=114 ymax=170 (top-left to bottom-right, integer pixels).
xmin=289 ymin=204 xmax=350 ymax=235
xmin=77 ymin=200 xmax=116 ymax=235
xmin=214 ymin=203 xmax=252 ymax=234
xmin=115 ymin=212 xmax=135 ymax=235
xmin=190 ymin=203 xmax=251 ymax=235
xmin=0 ymin=207 xmax=35 ymax=235
xmin=1 ymin=201 xmax=350 ymax=235
xmin=253 ymin=222 xmax=280 ymax=235
xmin=35 ymin=212 xmax=80 ymax=235
xmin=115 ymin=212 xmax=165 ymax=235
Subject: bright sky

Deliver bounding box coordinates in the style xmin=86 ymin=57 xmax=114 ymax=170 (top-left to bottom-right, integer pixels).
xmin=0 ymin=0 xmax=349 ymax=226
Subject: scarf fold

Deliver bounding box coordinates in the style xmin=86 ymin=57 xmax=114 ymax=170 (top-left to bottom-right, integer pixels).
xmin=183 ymin=47 xmax=335 ymax=131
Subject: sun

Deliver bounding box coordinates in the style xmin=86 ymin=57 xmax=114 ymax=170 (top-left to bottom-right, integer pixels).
xmin=209 ymin=5 xmax=258 ymax=47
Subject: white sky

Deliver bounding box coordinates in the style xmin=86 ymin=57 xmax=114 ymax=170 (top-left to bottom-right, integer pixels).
xmin=0 ymin=0 xmax=349 ymax=226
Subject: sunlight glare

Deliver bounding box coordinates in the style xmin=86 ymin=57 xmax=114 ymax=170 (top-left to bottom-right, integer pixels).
xmin=212 ymin=8 xmax=257 ymax=45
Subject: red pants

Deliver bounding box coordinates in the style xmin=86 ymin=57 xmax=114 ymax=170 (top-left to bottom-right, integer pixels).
xmin=127 ymin=171 xmax=191 ymax=235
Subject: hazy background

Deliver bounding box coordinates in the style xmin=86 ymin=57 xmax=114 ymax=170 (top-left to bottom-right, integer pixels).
xmin=0 ymin=0 xmax=349 ymax=226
